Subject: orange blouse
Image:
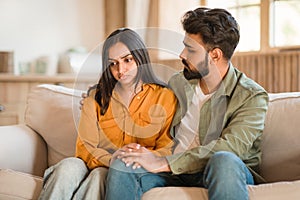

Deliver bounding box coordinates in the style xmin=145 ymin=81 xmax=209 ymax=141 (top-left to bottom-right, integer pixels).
xmin=75 ymin=83 xmax=177 ymax=170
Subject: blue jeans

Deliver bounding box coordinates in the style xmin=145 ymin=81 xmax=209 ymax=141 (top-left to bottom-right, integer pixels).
xmin=105 ymin=151 xmax=254 ymax=200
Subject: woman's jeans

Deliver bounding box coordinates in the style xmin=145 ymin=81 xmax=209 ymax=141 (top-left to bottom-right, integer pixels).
xmin=38 ymin=157 xmax=108 ymax=200
xmin=105 ymin=151 xmax=254 ymax=200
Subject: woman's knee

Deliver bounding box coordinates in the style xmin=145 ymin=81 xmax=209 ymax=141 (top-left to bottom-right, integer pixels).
xmin=49 ymin=157 xmax=88 ymax=178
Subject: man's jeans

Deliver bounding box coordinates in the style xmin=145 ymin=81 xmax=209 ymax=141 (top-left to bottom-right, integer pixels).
xmin=105 ymin=151 xmax=254 ymax=200
xmin=38 ymin=157 xmax=107 ymax=200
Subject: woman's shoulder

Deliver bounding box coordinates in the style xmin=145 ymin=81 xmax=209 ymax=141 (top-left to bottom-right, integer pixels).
xmin=147 ymin=83 xmax=176 ymax=100
xmin=147 ymin=83 xmax=172 ymax=92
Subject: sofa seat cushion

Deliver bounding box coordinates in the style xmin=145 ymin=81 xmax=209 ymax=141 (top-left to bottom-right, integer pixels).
xmin=25 ymin=84 xmax=83 ymax=167
xmin=142 ymin=180 xmax=300 ymax=200
xmin=0 ymin=169 xmax=43 ymax=200
xmin=261 ymin=92 xmax=300 ymax=182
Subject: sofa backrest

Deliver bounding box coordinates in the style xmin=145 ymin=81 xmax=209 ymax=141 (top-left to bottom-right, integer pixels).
xmin=25 ymin=84 xmax=300 ymax=183
xmin=260 ymin=92 xmax=300 ymax=182
xmin=25 ymin=84 xmax=82 ymax=167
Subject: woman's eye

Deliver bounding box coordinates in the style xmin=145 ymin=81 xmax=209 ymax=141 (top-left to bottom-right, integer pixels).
xmin=109 ymin=62 xmax=117 ymax=67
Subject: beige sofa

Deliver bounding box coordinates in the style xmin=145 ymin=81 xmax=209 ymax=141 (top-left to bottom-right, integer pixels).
xmin=0 ymin=84 xmax=300 ymax=200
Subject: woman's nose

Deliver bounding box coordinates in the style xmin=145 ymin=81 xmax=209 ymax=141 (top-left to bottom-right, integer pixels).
xmin=117 ymin=61 xmax=126 ymax=74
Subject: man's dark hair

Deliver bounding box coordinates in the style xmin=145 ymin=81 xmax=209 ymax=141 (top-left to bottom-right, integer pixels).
xmin=181 ymin=7 xmax=240 ymax=60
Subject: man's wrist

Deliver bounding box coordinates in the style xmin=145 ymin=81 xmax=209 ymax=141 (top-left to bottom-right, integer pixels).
xmin=159 ymin=157 xmax=171 ymax=172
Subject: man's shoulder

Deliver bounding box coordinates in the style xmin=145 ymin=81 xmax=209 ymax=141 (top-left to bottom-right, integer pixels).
xmin=235 ymin=69 xmax=267 ymax=94
xmin=231 ymin=68 xmax=268 ymax=104
xmin=168 ymin=71 xmax=185 ymax=84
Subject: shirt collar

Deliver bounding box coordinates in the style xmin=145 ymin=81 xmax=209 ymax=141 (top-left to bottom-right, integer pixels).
xmin=186 ymin=62 xmax=237 ymax=99
xmin=111 ymin=83 xmax=157 ymax=100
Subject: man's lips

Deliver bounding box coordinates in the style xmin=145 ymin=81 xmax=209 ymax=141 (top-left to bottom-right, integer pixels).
xmin=182 ymin=59 xmax=189 ymax=68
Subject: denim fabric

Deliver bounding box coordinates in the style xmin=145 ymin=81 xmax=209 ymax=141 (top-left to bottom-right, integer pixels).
xmin=105 ymin=151 xmax=254 ymax=200
xmin=38 ymin=157 xmax=108 ymax=200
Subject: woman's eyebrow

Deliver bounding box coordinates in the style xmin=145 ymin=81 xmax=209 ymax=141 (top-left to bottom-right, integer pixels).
xmin=108 ymin=53 xmax=132 ymax=61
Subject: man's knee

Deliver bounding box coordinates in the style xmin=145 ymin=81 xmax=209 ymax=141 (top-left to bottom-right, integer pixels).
xmin=209 ymin=151 xmax=241 ymax=167
xmin=205 ymin=151 xmax=247 ymax=180
xmin=109 ymin=159 xmax=130 ymax=173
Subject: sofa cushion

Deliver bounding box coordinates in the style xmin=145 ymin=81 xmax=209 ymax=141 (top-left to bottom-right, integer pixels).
xmin=0 ymin=124 xmax=47 ymax=177
xmin=0 ymin=169 xmax=43 ymax=200
xmin=142 ymin=180 xmax=300 ymax=200
xmin=24 ymin=84 xmax=83 ymax=167
xmin=260 ymin=92 xmax=300 ymax=182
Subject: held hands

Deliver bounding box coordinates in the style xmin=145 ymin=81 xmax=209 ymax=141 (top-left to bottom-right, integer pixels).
xmin=117 ymin=143 xmax=171 ymax=173
xmin=110 ymin=144 xmax=139 ymax=166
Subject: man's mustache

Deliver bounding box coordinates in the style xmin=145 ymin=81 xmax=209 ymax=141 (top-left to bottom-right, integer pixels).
xmin=182 ymin=59 xmax=189 ymax=68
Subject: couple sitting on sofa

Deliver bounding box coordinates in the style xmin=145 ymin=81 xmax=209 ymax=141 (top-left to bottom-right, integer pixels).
xmin=38 ymin=7 xmax=268 ymax=200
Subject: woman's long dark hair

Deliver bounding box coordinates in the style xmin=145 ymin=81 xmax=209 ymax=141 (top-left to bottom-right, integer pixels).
xmin=95 ymin=28 xmax=166 ymax=115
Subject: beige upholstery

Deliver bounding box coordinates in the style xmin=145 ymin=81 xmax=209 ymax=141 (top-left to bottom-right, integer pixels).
xmin=24 ymin=84 xmax=82 ymax=167
xmin=0 ymin=84 xmax=300 ymax=199
xmin=0 ymin=169 xmax=43 ymax=200
xmin=0 ymin=124 xmax=47 ymax=177
xmin=260 ymin=92 xmax=300 ymax=182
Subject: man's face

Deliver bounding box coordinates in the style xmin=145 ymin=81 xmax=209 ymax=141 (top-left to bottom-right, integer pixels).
xmin=180 ymin=33 xmax=210 ymax=80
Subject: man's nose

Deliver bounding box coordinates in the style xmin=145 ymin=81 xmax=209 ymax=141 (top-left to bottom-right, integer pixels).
xmin=179 ymin=49 xmax=186 ymax=60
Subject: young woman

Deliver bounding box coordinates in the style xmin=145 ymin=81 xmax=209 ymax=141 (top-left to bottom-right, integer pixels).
xmin=38 ymin=28 xmax=177 ymax=200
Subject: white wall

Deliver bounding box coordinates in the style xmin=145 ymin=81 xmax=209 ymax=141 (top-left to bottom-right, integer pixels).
xmin=0 ymin=0 xmax=104 ymax=74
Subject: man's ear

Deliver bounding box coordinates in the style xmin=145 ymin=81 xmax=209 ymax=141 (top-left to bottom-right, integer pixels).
xmin=209 ymin=48 xmax=223 ymax=62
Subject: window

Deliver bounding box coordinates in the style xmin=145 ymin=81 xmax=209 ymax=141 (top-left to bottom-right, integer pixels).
xmin=206 ymin=0 xmax=300 ymax=52
xmin=156 ymin=0 xmax=300 ymax=54
xmin=207 ymin=0 xmax=261 ymax=52
xmin=270 ymin=0 xmax=300 ymax=48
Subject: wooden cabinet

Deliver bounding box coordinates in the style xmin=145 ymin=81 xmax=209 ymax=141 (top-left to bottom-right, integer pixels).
xmin=0 ymin=74 xmax=97 ymax=126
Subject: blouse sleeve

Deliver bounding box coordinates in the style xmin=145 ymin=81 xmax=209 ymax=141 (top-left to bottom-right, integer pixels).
xmin=75 ymin=91 xmax=112 ymax=169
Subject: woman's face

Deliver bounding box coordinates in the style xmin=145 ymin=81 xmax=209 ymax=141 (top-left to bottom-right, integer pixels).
xmin=108 ymin=42 xmax=138 ymax=86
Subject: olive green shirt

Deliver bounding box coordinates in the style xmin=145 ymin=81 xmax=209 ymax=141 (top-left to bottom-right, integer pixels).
xmin=166 ymin=63 xmax=269 ymax=183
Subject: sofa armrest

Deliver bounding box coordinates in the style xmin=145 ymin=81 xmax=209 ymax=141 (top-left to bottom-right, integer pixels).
xmin=0 ymin=124 xmax=48 ymax=177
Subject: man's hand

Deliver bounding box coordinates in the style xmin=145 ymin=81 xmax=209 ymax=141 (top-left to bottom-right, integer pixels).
xmin=79 ymin=92 xmax=88 ymax=110
xmin=79 ymin=84 xmax=94 ymax=110
xmin=110 ymin=144 xmax=141 ymax=166
xmin=118 ymin=143 xmax=171 ymax=173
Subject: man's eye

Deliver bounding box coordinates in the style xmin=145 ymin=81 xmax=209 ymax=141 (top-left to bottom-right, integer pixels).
xmin=125 ymin=57 xmax=133 ymax=63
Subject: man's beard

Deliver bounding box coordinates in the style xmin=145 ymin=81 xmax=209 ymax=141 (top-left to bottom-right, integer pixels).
xmin=183 ymin=53 xmax=209 ymax=80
